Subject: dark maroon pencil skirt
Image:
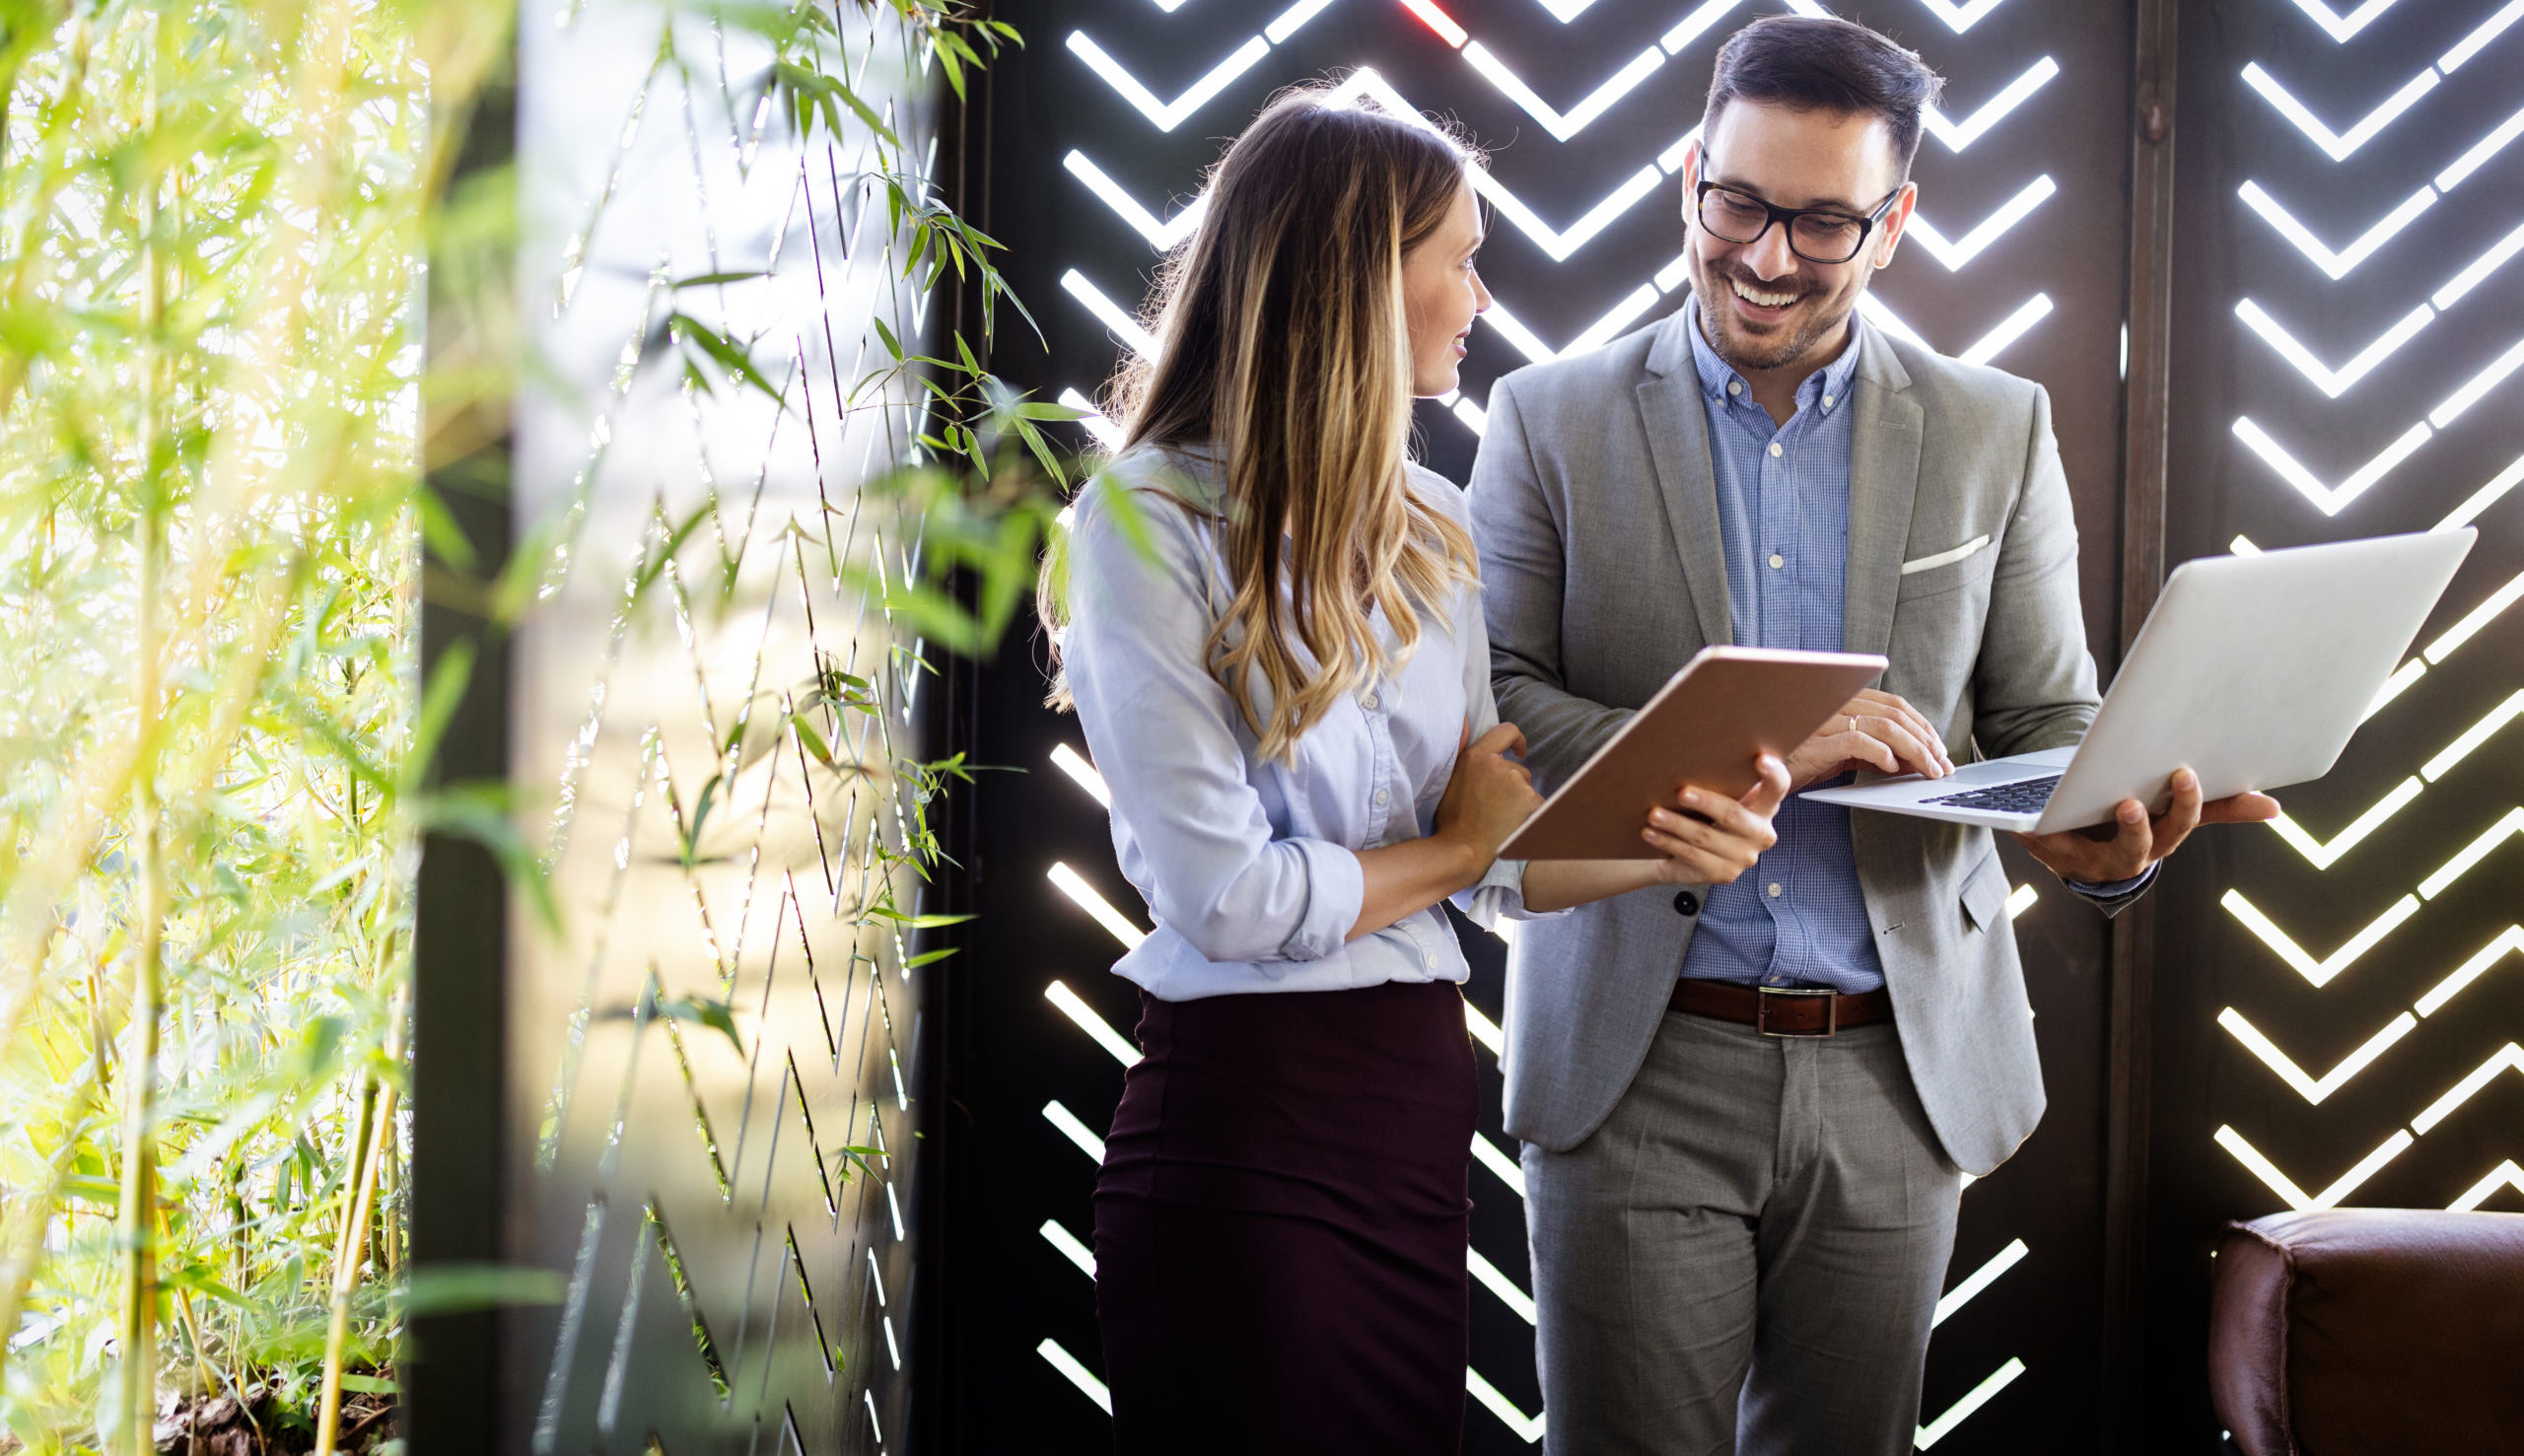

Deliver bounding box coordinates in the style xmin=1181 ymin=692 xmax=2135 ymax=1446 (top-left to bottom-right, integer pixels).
xmin=1093 ymin=977 xmax=1479 ymax=1455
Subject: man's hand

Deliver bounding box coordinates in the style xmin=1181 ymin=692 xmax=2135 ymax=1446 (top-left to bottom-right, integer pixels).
xmin=2015 ymin=766 xmax=2280 ymax=884
xmin=1784 ymin=688 xmax=1955 ymax=791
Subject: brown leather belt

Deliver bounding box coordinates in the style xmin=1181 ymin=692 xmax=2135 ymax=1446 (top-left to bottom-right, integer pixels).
xmin=1668 ymin=978 xmax=1892 ymax=1037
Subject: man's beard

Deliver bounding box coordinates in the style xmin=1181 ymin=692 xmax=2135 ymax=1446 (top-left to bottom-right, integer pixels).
xmin=1695 ymin=259 xmax=1858 ymax=374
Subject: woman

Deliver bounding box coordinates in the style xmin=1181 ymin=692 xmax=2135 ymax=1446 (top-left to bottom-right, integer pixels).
xmin=1050 ymin=90 xmax=1788 ymax=1452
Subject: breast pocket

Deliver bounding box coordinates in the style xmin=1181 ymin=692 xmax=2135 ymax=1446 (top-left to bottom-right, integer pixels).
xmin=1895 ymin=532 xmax=1998 ymax=600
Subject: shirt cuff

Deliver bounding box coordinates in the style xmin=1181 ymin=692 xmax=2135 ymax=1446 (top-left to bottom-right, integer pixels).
xmin=1450 ymin=857 xmax=1570 ymax=932
xmin=2067 ymin=861 xmax=2157 ymax=901
xmin=1279 ymin=838 xmax=1366 ymax=960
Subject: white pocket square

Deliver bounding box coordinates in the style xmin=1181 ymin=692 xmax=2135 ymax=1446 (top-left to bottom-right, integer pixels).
xmin=1900 ymin=534 xmax=1992 ymax=577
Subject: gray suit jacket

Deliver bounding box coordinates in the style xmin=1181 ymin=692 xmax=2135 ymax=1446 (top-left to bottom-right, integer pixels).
xmin=1469 ymin=308 xmax=2113 ymax=1176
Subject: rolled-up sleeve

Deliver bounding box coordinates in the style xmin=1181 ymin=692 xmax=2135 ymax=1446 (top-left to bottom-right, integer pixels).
xmin=1063 ymin=478 xmax=1365 ymax=965
xmin=1441 ymin=515 xmax=1567 ymax=932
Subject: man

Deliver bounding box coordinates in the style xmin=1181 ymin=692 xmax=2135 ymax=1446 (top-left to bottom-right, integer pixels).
xmin=1468 ymin=16 xmax=2274 ymax=1453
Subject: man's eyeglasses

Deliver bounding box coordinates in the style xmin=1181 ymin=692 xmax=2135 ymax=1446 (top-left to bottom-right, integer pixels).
xmin=1692 ymin=178 xmax=1904 ymax=265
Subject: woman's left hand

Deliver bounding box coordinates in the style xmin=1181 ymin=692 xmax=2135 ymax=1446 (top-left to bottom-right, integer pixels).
xmin=1642 ymin=754 xmax=1789 ymax=885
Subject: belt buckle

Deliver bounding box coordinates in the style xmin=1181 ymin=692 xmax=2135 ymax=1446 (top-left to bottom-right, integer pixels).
xmin=1755 ymin=985 xmax=1837 ymax=1038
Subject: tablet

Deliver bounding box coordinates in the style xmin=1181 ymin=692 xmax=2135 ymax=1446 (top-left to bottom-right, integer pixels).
xmin=1497 ymin=646 xmax=1888 ymax=860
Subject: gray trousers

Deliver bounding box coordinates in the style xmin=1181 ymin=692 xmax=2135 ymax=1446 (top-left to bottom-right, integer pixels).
xmin=1522 ymin=1007 xmax=1963 ymax=1456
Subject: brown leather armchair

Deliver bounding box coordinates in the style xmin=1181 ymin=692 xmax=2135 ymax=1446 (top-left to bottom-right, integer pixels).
xmin=2208 ymin=1208 xmax=2524 ymax=1455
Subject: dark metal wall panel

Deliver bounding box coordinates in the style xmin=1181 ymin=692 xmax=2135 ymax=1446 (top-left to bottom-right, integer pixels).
xmin=421 ymin=5 xmax=945 ymax=1451
xmin=951 ymin=2 xmax=2138 ymax=1449
xmin=2144 ymin=1 xmax=2524 ymax=1444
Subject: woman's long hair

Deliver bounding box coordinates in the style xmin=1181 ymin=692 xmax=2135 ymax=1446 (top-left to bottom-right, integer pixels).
xmin=1052 ymin=88 xmax=1482 ymax=763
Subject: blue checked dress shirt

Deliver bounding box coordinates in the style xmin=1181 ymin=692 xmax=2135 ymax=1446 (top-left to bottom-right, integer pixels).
xmin=1675 ymin=300 xmax=1888 ymax=994
xmin=1673 ymin=301 xmax=2144 ymax=993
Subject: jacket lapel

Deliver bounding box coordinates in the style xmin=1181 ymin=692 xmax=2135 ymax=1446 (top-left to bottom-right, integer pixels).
xmin=1843 ymin=320 xmax=1924 ymax=662
xmin=1636 ymin=311 xmax=1733 ymax=650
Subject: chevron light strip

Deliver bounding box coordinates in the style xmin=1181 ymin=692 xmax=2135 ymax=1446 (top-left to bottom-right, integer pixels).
xmin=1045 ymin=979 xmax=1141 ymax=1067
xmin=2281 ymin=0 xmax=2400 ymax=43
xmin=1051 ymin=743 xmax=1112 ymax=806
xmin=2234 ymin=299 xmax=2433 ymax=396
xmin=2413 ymin=923 xmax=2517 ymax=1017
xmin=1039 ymin=1218 xmax=1096 ymax=1278
xmin=2417 ymin=806 xmax=2524 ymax=900
xmin=1056 ymin=388 xmax=1121 ymax=449
xmin=2221 ymin=889 xmax=2419 ymax=987
xmin=1264 ymin=0 xmax=1338 ymax=42
xmin=2439 ymin=104 xmax=2524 ymax=191
xmin=2430 ymin=338 xmax=2524 ymax=428
xmin=1474 ymin=1131 xmax=1527 ymax=1198
xmin=1463 ymin=40 xmax=1665 ymax=142
xmin=1044 ymin=1100 xmax=1107 ymax=1162
xmin=2412 ymin=1043 xmax=2524 ymax=1134
xmin=2230 ymin=416 xmax=2430 ymax=516
xmin=1067 ymin=32 xmax=1271 ymax=133
xmin=1063 ymin=152 xmax=1203 ymax=249
xmin=2444 ymin=2 xmax=2524 ymax=72
xmin=2243 ymin=62 xmax=2436 ymax=162
xmin=1931 ymin=1239 xmax=2028 ymax=1329
xmin=1049 ymin=861 xmax=1149 ymax=948
xmin=1959 ymin=295 xmax=2055 ymax=366
xmin=2452 ymin=1160 xmax=2524 ymax=1211
xmin=1038 ymin=1338 xmax=1113 ymax=1413
xmin=1916 ymin=1359 xmax=2027 ymax=1449
xmin=2218 ymin=1007 xmax=2418 ymax=1104
xmin=2236 ymin=181 xmax=2434 ymax=280
xmin=2266 ymin=776 xmax=2422 ymax=868
xmin=2425 ymin=569 xmax=2524 ymax=661
xmin=1920 ymin=57 xmax=2060 ymax=152
xmin=2436 ymin=222 xmax=2524 ymax=310
xmin=1908 ymin=176 xmax=2057 ymax=270
xmin=1915 ymin=0 xmax=2010 ymax=33
xmin=1663 ymin=0 xmax=1751 ymax=51
xmin=1466 ymin=1369 xmax=1546 ymax=1444
xmin=1062 ymin=270 xmax=1156 ymax=358
xmin=1469 ymin=1247 xmax=1539 ymax=1324
xmin=2423 ymin=692 xmax=2524 ymax=781
xmin=2214 ymin=1126 xmax=2416 ymax=1211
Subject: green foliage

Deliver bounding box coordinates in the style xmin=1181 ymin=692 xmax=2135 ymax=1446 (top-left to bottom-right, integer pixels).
xmin=0 ymin=0 xmax=1067 ymax=1447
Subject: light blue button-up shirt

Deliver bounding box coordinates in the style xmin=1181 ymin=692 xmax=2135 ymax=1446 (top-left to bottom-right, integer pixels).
xmin=1676 ymin=300 xmax=1887 ymax=994
xmin=1061 ymin=445 xmax=1546 ymax=1003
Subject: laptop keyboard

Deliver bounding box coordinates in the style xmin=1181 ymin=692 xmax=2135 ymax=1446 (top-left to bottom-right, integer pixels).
xmin=1924 ymin=774 xmax=2062 ymax=813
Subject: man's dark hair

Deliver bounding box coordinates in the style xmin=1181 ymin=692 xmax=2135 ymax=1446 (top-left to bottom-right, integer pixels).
xmin=1704 ymin=16 xmax=1946 ymax=177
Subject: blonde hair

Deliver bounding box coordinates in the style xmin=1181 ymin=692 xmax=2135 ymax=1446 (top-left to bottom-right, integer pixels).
xmin=1052 ymin=87 xmax=1481 ymax=762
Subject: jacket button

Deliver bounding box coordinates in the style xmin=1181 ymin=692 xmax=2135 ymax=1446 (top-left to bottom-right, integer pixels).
xmin=1673 ymin=890 xmax=1699 ymax=917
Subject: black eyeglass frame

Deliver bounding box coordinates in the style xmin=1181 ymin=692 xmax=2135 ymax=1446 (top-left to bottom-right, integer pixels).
xmin=1691 ymin=177 xmax=1906 ymax=265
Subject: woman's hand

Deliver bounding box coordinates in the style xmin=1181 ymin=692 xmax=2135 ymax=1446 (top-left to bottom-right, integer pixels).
xmin=1435 ymin=722 xmax=1546 ymax=869
xmin=1641 ymin=754 xmax=1789 ymax=885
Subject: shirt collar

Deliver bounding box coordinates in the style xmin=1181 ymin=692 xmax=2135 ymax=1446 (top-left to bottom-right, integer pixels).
xmin=1684 ymin=295 xmax=1865 ymax=414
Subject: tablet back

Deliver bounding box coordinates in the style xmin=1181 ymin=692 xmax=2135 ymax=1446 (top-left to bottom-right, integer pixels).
xmin=1499 ymin=647 xmax=1886 ymax=861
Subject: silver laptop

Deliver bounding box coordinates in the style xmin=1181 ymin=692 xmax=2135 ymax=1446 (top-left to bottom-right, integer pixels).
xmin=1800 ymin=529 xmax=2476 ymax=833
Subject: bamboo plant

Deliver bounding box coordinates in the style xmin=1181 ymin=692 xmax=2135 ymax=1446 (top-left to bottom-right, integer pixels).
xmin=0 ymin=0 xmax=1066 ymax=1451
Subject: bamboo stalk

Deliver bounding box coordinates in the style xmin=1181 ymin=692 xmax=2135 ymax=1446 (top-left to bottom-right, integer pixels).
xmin=315 ymin=1074 xmax=395 ymax=1454
xmin=316 ymin=977 xmax=407 ymax=1456
xmin=112 ymin=19 xmax=168 ymax=1451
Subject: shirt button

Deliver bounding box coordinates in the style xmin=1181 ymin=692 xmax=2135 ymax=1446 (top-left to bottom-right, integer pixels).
xmin=1373 ymin=788 xmax=1391 ymax=807
xmin=1823 ymin=393 xmax=1835 ymax=409
xmin=1768 ymin=552 xmax=1786 ymax=570
xmin=1726 ymin=380 xmax=1742 ymax=396
xmin=1767 ymin=882 xmax=1784 ymax=898
xmin=1363 ymin=693 xmax=1379 ymax=711
xmin=1767 ymin=441 xmax=1783 ymax=458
